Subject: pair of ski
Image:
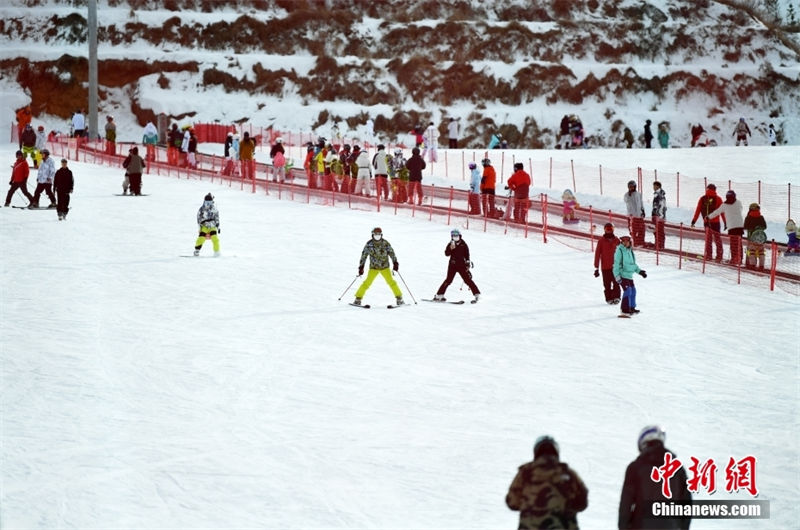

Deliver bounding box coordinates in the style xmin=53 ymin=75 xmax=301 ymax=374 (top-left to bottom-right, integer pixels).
xmin=422 ymin=298 xmax=477 ymax=305
xmin=349 ymin=303 xmax=408 ymax=309
xmin=11 ymin=205 xmax=55 ymax=210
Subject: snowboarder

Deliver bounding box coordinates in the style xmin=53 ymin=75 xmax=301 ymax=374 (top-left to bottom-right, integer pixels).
xmin=594 ymin=222 xmax=621 ymax=304
xmin=30 ymin=148 xmax=56 ymax=208
xmin=506 ymin=435 xmax=589 ymax=530
xmin=619 ymin=426 xmax=692 ymax=530
xmin=122 ymin=146 xmax=146 ymax=196
xmin=733 ymin=117 xmax=751 ymax=146
xmin=624 ymin=180 xmax=646 ymax=246
xmin=53 ymin=158 xmax=74 ymax=220
xmin=613 ymin=234 xmax=647 ymax=317
xmin=4 ymin=150 xmax=34 ymax=207
xmin=353 ymin=227 xmax=403 ymax=306
xmin=193 ymin=193 xmax=220 ymax=257
xmin=433 ymin=229 xmax=480 ymax=302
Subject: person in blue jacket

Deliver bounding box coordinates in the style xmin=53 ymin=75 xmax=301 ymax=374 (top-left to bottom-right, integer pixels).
xmin=612 ymin=234 xmax=647 ymax=317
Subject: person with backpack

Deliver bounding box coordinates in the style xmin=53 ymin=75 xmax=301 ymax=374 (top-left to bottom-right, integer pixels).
xmin=372 ymin=144 xmax=390 ymax=200
xmin=707 ymin=190 xmax=745 ymax=265
xmin=405 ymin=147 xmax=425 ymax=205
xmin=432 ymin=229 xmax=480 ymax=303
xmin=506 ymin=435 xmax=589 ymax=530
xmin=619 ymin=426 xmax=692 ymax=530
xmin=691 ymin=184 xmax=724 ymax=261
xmin=744 ymin=203 xmax=767 ymax=271
xmin=613 ymin=234 xmax=647 ymax=317
xmin=594 ymin=222 xmax=621 ymax=305
xmin=390 ymin=149 xmax=407 ymax=203
xmin=732 ymin=117 xmax=751 ymax=146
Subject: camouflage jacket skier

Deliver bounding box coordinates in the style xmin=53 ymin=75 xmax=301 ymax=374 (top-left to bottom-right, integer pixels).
xmin=197 ymin=203 xmax=220 ymax=229
xmin=359 ymin=238 xmax=398 ymax=270
xmin=506 ymin=454 xmax=589 ymax=530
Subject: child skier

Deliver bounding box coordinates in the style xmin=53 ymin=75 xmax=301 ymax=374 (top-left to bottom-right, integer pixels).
xmin=786 ymin=219 xmax=800 ymax=255
xmin=561 ymin=189 xmax=580 ymax=223
xmin=744 ymin=203 xmax=767 ymax=270
xmin=433 ymin=229 xmax=480 ymax=303
xmin=468 ymin=162 xmax=481 ymax=215
xmin=353 ymin=227 xmax=403 ymax=306
xmin=613 ymin=234 xmax=647 ymax=317
xmin=193 ymin=193 xmax=220 ymax=257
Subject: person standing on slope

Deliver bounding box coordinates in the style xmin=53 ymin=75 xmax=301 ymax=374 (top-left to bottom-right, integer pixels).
xmin=613 ymin=234 xmax=647 ymax=317
xmin=594 ymin=222 xmax=621 ymax=305
xmin=433 ymin=229 xmax=480 ymax=303
xmin=353 ymin=227 xmax=403 ymax=307
xmin=193 ymin=193 xmax=221 ymax=257
xmin=53 ymin=158 xmax=74 ymax=220
xmin=624 ymin=180 xmax=646 ymax=246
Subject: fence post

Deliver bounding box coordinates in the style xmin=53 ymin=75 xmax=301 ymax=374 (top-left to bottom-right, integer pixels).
xmin=676 ymin=172 xmax=680 ymax=208
xmin=571 ymin=159 xmax=576 ymax=192
xmin=541 ymin=193 xmax=548 ymax=244
xmin=549 ymin=157 xmax=553 ymax=189
xmin=447 ymin=186 xmax=453 ymax=226
xmin=599 ymin=164 xmax=603 ymax=196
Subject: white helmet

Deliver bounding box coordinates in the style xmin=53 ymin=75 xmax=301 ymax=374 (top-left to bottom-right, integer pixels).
xmin=638 ymin=425 xmax=666 ymax=452
xmin=276 ymin=137 xmax=283 ymax=143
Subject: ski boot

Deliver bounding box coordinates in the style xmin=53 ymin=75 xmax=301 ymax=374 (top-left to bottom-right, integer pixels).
xmin=214 ymin=251 xmax=221 ymax=257
xmin=352 ymin=297 xmax=362 ymax=306
xmin=473 ymin=294 xmax=480 ymax=302
xmin=433 ymin=294 xmax=446 ymax=302
xmin=48 ymin=202 xmax=56 ymax=209
xmin=395 ymin=297 xmax=405 ymax=306
xmin=193 ymin=249 xmax=200 ymax=257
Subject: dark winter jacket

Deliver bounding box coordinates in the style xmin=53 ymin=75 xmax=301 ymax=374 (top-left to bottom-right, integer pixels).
xmin=691 ymin=191 xmax=723 ymax=225
xmin=507 ymin=454 xmax=589 ymax=530
xmin=652 ymin=188 xmax=667 ymax=220
xmin=618 ymin=442 xmax=692 ymax=530
xmin=644 ymin=122 xmax=653 ymax=142
xmin=594 ymin=233 xmax=620 ymax=270
xmin=743 ymin=210 xmax=767 ymax=239
xmin=53 ymin=167 xmax=74 ymax=193
xmin=224 ymin=135 xmax=233 ymax=157
xmin=444 ymin=239 xmax=471 ymax=267
xmin=188 ymin=135 xmax=197 ymax=153
xmin=506 ymin=169 xmax=531 ymax=199
xmin=21 ymin=128 xmax=37 ymax=148
xmin=560 ymin=116 xmax=570 ymax=135
xmin=123 ymin=154 xmax=145 ymax=176
xmin=269 ymin=143 xmax=285 ymax=158
xmin=169 ymin=127 xmax=183 ymax=148
xmin=405 ymin=154 xmax=426 ymax=182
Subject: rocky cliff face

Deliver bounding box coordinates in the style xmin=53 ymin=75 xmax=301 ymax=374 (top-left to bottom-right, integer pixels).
xmin=2 ymin=0 xmax=798 ymax=146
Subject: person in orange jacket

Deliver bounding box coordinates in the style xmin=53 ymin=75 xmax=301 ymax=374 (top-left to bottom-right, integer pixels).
xmin=691 ymin=183 xmax=725 ymax=261
xmin=505 ymin=162 xmax=531 ymax=223
xmin=5 ymin=150 xmax=34 ymax=207
xmin=594 ymin=222 xmax=621 ymax=304
xmin=15 ymin=105 xmax=32 ymax=148
xmin=480 ymin=158 xmax=498 ymax=218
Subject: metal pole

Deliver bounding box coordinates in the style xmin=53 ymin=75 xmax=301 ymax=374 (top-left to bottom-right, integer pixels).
xmin=337 ymin=275 xmax=360 ymax=300
xmin=395 ymin=270 xmax=417 ymax=304
xmin=87 ymin=0 xmax=98 ymax=140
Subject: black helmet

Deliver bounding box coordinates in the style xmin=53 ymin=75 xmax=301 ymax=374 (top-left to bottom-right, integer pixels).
xmin=481 ymin=158 xmax=491 ymax=166
xmin=513 ymin=162 xmax=524 ymax=171
xmin=343 ymin=144 xmax=351 ymax=151
xmin=41 ymin=148 xmax=50 ymax=156
xmin=377 ymin=144 xmax=385 ymax=150
xmin=204 ymin=193 xmax=214 ymax=202
xmin=534 ymin=435 xmax=559 ymax=459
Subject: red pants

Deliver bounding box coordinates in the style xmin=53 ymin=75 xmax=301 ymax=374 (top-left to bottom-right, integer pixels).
xmin=407 ymin=181 xmax=423 ymax=205
xmin=375 ymin=175 xmax=389 ymax=199
xmin=468 ymin=193 xmax=481 ymax=214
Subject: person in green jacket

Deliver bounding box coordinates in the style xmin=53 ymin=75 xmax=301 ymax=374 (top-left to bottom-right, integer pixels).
xmin=613 ymin=234 xmax=647 ymax=317
xmin=353 ymin=227 xmax=404 ymax=306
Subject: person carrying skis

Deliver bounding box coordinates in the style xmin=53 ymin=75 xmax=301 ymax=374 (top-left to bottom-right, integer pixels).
xmin=594 ymin=222 xmax=621 ymax=305
xmin=193 ymin=193 xmax=220 ymax=257
xmin=53 ymin=158 xmax=74 ymax=220
xmin=433 ymin=229 xmax=480 ymax=303
xmin=353 ymin=227 xmax=403 ymax=306
xmin=613 ymin=234 xmax=647 ymax=317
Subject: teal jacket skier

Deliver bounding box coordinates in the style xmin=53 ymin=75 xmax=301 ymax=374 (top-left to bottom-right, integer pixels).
xmin=612 ymin=234 xmax=647 ymax=316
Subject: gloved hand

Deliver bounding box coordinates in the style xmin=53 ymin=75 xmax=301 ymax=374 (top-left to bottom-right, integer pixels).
xmin=594 ymin=269 xmax=600 ymax=278
xmin=468 ymin=260 xmax=474 ymax=269
xmin=690 ymin=223 xmax=696 ymax=228
xmin=393 ymin=261 xmax=399 ymax=272
xmin=358 ymin=266 xmax=364 ymax=276
xmin=450 ymin=241 xmax=456 ymax=250
xmin=615 ymin=277 xmax=622 ymax=284
xmin=640 ymin=209 xmax=645 ymax=218
xmin=724 ymin=225 xmax=728 ymax=231
xmin=504 ymin=185 xmax=509 ymax=190
xmin=639 ymin=270 xmax=647 ymax=278
xmin=217 ymin=227 xmax=221 ymax=234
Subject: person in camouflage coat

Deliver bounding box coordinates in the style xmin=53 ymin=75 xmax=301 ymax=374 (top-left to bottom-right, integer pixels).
xmin=353 ymin=227 xmax=404 ymax=306
xmin=506 ymin=436 xmax=589 ymax=530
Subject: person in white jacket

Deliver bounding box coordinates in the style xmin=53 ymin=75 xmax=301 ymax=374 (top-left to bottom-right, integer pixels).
xmin=31 ymin=148 xmax=57 ymax=208
xmin=424 ymin=121 xmax=439 ymax=162
xmin=623 ymin=180 xmax=646 ymax=246
xmin=707 ymin=189 xmax=745 ymax=264
xmin=372 ymin=144 xmax=390 ymax=200
xmin=353 ymin=145 xmax=372 ymax=196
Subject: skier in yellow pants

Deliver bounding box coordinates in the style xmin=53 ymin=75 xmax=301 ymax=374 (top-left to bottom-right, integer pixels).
xmin=194 ymin=193 xmax=220 ymax=256
xmin=353 ymin=227 xmax=403 ymax=306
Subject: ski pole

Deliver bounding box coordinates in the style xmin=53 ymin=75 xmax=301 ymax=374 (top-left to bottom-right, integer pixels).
xmin=337 ymin=275 xmax=360 ymax=300
xmin=395 ymin=270 xmax=417 ymax=304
